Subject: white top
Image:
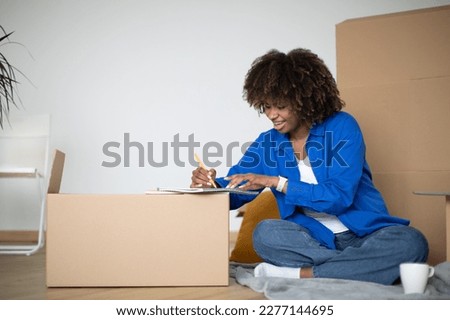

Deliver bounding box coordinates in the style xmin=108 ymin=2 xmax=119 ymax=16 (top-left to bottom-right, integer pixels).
xmin=298 ymin=157 xmax=349 ymax=234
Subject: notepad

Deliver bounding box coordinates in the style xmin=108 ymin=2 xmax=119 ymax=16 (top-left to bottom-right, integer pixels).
xmin=146 ymin=187 xmax=259 ymax=196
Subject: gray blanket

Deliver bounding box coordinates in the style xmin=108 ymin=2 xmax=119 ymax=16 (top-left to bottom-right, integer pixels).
xmin=231 ymin=262 xmax=450 ymax=300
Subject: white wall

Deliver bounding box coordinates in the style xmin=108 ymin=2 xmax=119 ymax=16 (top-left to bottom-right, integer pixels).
xmin=1 ymin=0 xmax=449 ymax=231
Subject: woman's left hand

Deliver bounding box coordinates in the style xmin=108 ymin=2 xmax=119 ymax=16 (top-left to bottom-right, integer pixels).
xmin=225 ymin=173 xmax=278 ymax=191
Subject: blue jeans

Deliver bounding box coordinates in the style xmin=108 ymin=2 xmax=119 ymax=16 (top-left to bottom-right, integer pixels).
xmin=252 ymin=219 xmax=429 ymax=285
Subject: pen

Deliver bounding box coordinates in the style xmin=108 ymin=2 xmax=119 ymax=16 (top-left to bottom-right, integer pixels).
xmin=194 ymin=153 xmax=217 ymax=188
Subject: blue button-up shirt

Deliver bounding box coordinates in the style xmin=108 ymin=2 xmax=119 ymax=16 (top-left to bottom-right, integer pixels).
xmin=215 ymin=111 xmax=409 ymax=249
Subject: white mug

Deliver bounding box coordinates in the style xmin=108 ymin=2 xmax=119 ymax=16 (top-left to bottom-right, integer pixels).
xmin=399 ymin=262 xmax=434 ymax=294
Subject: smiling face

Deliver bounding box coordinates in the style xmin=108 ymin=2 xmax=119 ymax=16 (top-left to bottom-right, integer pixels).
xmin=262 ymin=101 xmax=309 ymax=139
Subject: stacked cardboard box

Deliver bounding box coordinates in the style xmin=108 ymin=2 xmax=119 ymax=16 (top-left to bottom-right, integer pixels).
xmin=337 ymin=5 xmax=450 ymax=264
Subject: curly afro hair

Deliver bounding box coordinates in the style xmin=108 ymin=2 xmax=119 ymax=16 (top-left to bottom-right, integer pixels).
xmin=243 ymin=48 xmax=344 ymax=125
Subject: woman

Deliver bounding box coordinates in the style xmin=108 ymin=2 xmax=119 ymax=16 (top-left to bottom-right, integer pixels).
xmin=190 ymin=48 xmax=428 ymax=285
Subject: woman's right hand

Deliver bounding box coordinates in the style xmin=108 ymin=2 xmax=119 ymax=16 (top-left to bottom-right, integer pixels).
xmin=190 ymin=167 xmax=217 ymax=188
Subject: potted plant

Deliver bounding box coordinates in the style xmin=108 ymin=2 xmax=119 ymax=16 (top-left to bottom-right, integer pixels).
xmin=0 ymin=26 xmax=20 ymax=129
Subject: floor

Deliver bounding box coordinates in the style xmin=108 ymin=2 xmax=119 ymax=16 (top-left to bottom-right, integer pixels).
xmin=0 ymin=242 xmax=264 ymax=300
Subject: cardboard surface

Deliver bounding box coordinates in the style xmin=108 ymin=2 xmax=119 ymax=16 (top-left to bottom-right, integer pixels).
xmin=337 ymin=5 xmax=450 ymax=264
xmin=46 ymin=193 xmax=230 ymax=287
xmin=340 ymin=77 xmax=450 ymax=173
xmin=373 ymin=172 xmax=450 ymax=264
xmin=336 ymin=5 xmax=450 ymax=87
xmin=47 ymin=150 xmax=65 ymax=194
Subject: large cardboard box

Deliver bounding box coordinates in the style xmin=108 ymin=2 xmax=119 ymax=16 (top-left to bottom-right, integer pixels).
xmin=46 ymin=152 xmax=230 ymax=287
xmin=337 ymin=5 xmax=450 ymax=264
xmin=47 ymin=193 xmax=230 ymax=287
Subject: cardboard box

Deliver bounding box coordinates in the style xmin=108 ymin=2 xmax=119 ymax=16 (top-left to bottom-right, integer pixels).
xmin=46 ymin=151 xmax=230 ymax=287
xmin=336 ymin=5 xmax=450 ymax=264
xmin=47 ymin=193 xmax=230 ymax=287
xmin=336 ymin=6 xmax=450 ymax=87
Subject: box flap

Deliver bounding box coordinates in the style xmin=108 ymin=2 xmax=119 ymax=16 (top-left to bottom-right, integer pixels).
xmin=48 ymin=149 xmax=65 ymax=194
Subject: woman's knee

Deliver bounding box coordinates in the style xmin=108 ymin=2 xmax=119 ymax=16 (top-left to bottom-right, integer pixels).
xmin=252 ymin=219 xmax=279 ymax=252
xmin=253 ymin=219 xmax=313 ymax=255
xmin=402 ymin=226 xmax=429 ymax=262
xmin=383 ymin=225 xmax=429 ymax=262
xmin=253 ymin=219 xmax=297 ymax=255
